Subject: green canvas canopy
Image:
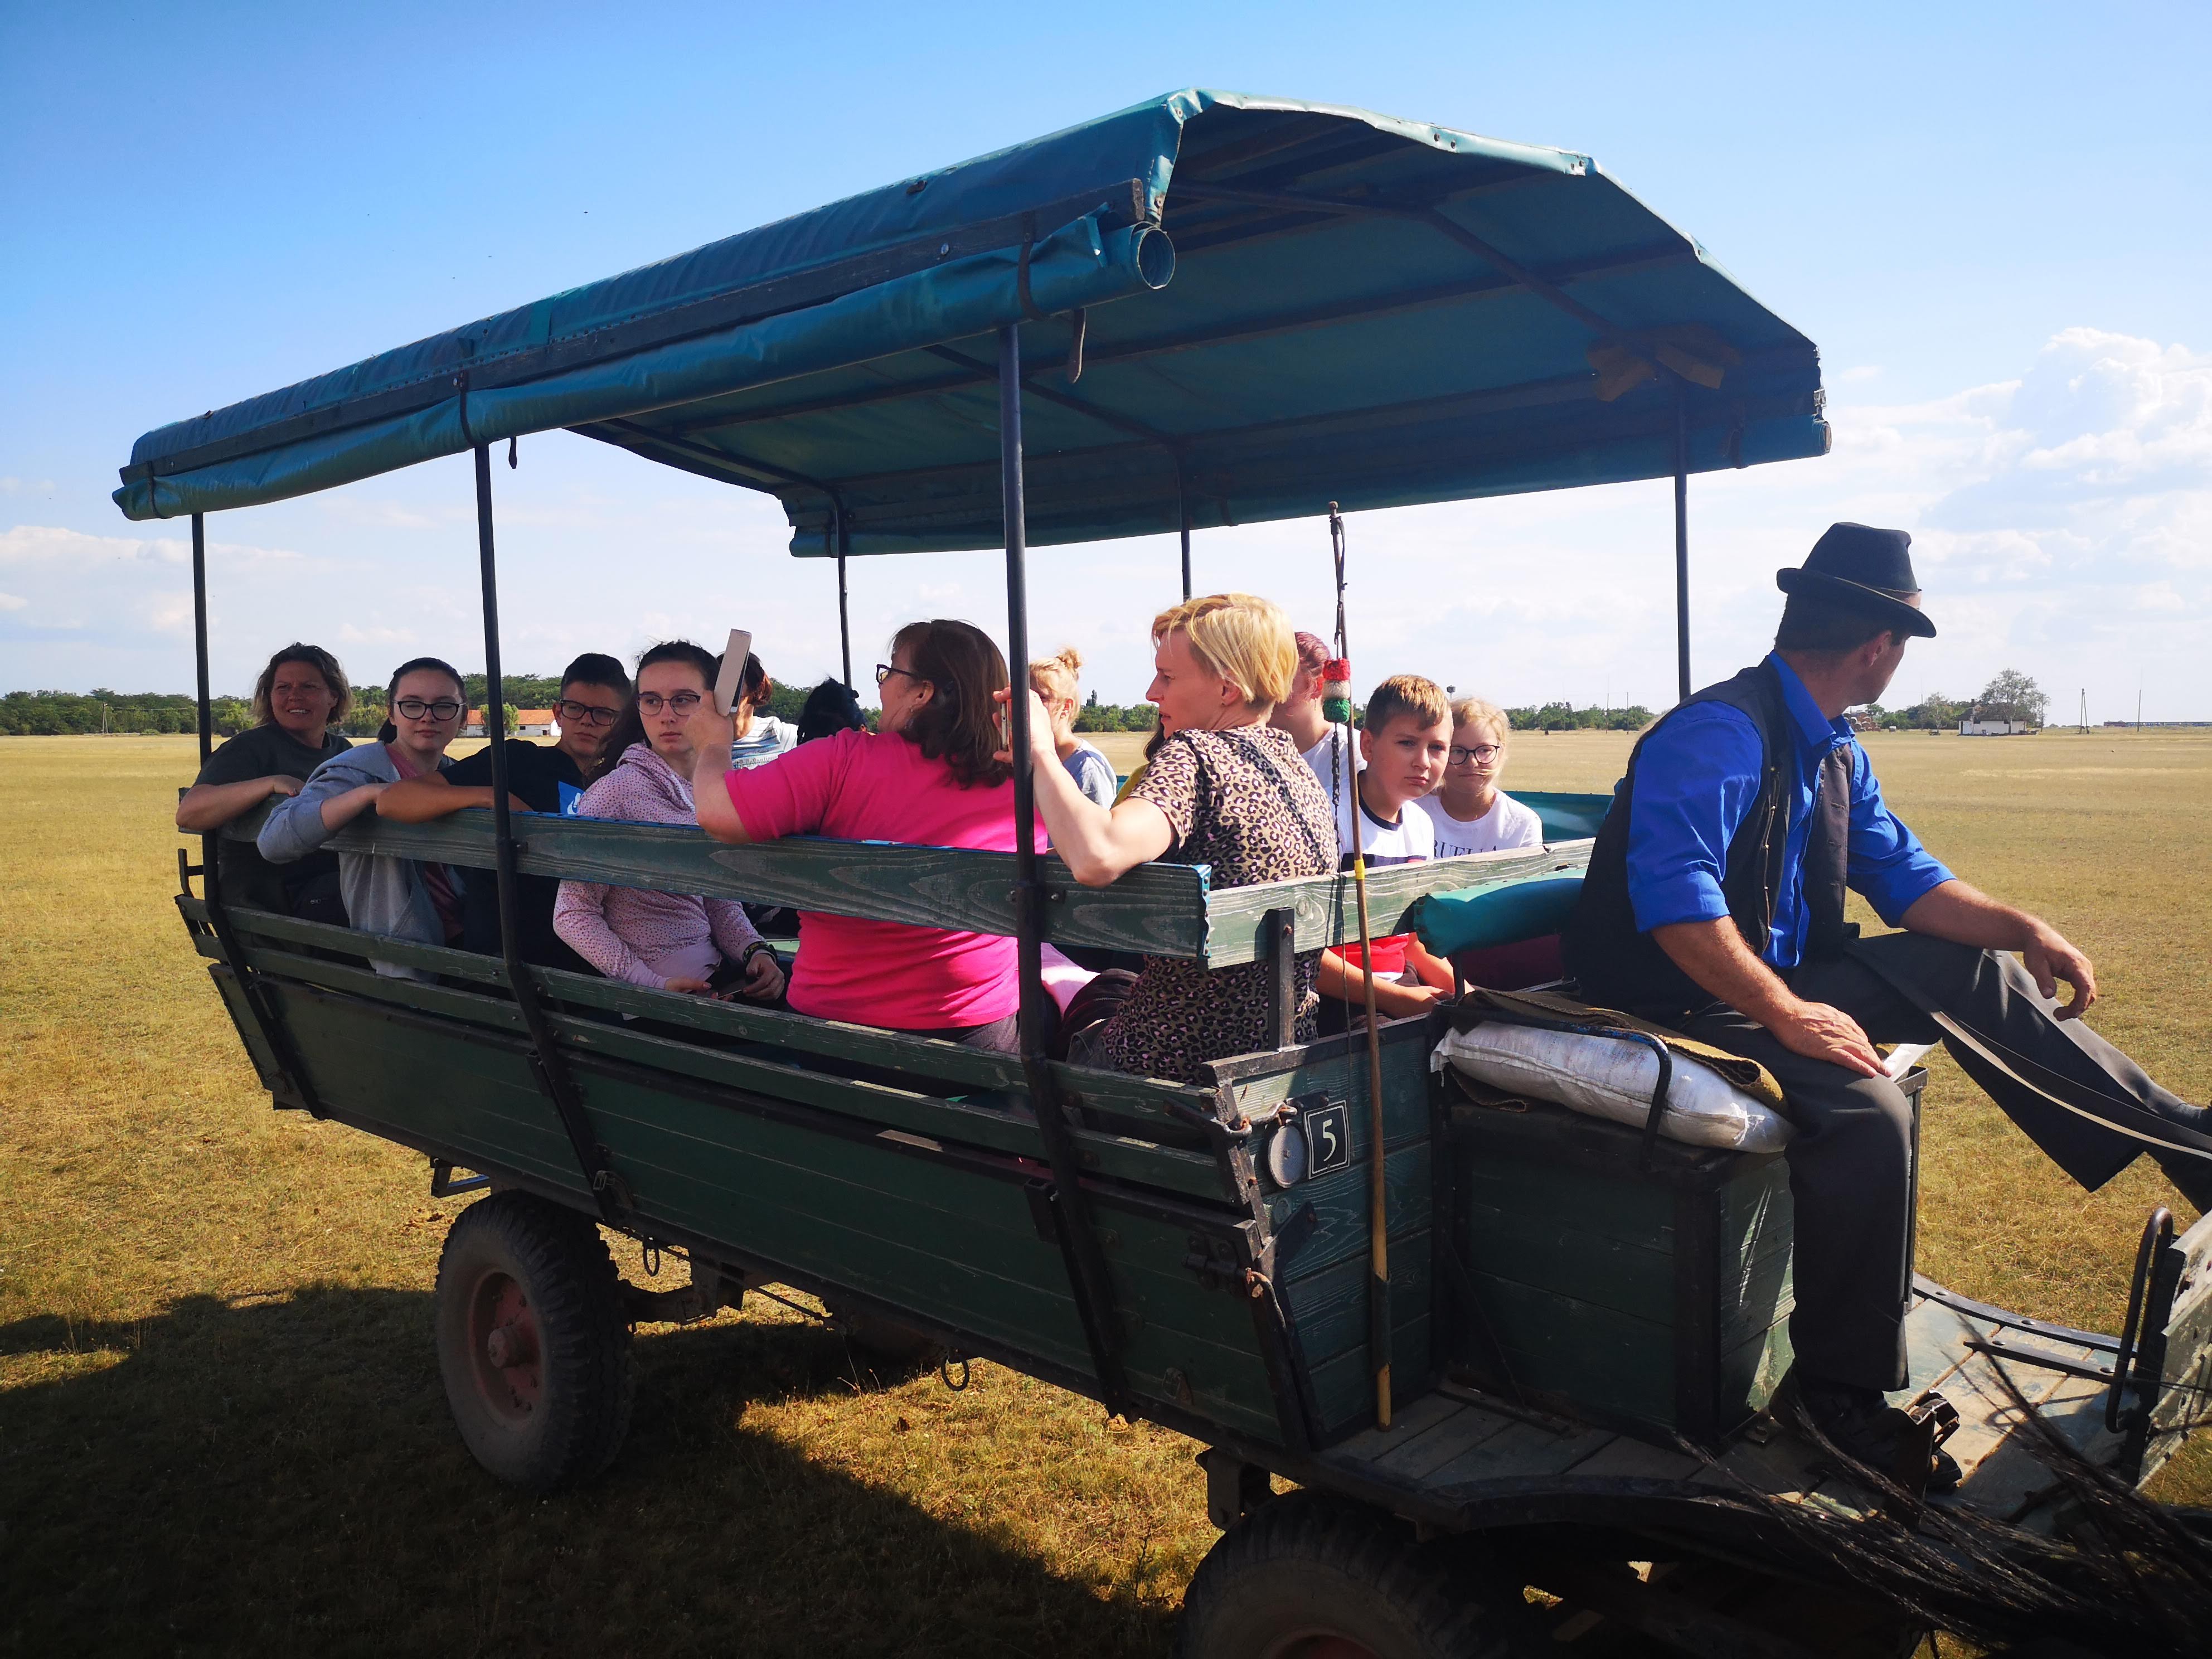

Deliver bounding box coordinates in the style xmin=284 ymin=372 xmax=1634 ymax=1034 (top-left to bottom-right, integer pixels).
xmin=115 ymin=89 xmax=1827 ymax=552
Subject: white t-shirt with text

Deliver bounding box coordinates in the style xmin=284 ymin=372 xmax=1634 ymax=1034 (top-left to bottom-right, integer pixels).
xmin=1428 ymin=790 xmax=1544 ymax=858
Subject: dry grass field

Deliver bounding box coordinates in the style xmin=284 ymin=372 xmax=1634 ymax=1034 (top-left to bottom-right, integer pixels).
xmin=3 ymin=728 xmax=2208 ymax=1655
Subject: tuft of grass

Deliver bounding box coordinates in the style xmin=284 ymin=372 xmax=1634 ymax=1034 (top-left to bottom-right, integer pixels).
xmin=3 ymin=730 xmax=2208 ymax=1655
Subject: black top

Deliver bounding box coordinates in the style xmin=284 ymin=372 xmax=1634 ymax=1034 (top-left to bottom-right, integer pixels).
xmin=442 ymin=740 xmax=592 ymax=974
xmin=193 ymin=724 xmax=352 ymax=913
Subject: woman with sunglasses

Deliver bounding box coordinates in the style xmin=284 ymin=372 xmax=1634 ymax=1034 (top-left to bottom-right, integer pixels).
xmin=685 ymin=620 xmax=1043 ymax=1052
xmin=377 ymin=652 xmax=632 ymax=972
xmin=258 ymin=657 xmax=470 ymax=979
xmin=553 ymin=642 xmax=784 ymax=1002
xmin=1428 ymin=696 xmax=1543 ymax=857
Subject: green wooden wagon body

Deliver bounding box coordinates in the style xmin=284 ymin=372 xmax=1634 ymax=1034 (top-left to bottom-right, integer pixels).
xmin=181 ymin=803 xmax=2212 ymax=1523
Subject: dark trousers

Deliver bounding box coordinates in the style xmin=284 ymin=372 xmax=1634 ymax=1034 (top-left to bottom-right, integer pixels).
xmin=1651 ymin=933 xmax=2210 ymax=1393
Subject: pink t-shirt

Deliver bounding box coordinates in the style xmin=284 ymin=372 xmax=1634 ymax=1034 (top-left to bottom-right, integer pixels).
xmin=724 ymin=729 xmax=1044 ymax=1030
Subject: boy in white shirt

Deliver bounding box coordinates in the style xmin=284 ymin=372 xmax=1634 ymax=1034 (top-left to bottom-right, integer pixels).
xmin=1429 ymin=696 xmax=1544 ymax=856
xmin=1316 ymin=674 xmax=1459 ymax=1026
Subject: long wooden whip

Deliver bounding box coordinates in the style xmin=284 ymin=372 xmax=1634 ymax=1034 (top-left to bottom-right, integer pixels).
xmin=1326 ymin=502 xmax=1392 ymax=1431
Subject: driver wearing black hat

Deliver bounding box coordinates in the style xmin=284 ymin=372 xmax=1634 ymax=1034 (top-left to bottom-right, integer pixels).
xmin=1566 ymin=522 xmax=2211 ymax=1497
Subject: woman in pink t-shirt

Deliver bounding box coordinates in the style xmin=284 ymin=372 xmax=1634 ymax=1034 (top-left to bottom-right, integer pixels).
xmin=685 ymin=620 xmax=1042 ymax=1051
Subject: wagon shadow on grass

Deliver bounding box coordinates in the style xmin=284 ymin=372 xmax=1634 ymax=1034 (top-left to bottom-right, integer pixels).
xmin=0 ymin=1287 xmax=1180 ymax=1658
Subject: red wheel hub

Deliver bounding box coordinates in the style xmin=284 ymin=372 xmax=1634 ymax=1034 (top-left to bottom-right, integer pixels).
xmin=465 ymin=1269 xmax=541 ymax=1422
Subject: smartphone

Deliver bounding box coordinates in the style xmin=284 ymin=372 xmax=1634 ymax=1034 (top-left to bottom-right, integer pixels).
xmin=712 ymin=628 xmax=754 ymax=717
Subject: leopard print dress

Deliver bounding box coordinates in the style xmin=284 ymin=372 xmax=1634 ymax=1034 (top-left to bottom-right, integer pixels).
xmin=1086 ymin=725 xmax=1338 ymax=1083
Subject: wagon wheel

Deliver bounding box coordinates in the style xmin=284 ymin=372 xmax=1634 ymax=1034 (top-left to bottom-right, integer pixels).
xmin=1174 ymin=1493 xmax=1544 ymax=1659
xmin=433 ymin=1191 xmax=635 ymax=1492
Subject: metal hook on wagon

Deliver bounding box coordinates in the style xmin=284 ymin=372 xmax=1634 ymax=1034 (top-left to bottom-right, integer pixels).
xmin=507 ymin=435 xmax=518 ymax=470
xmin=641 ymin=1238 xmax=662 ymax=1279
xmin=940 ymin=1354 xmax=971 ymax=1392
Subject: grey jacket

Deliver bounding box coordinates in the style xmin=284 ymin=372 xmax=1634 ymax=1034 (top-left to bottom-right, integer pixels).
xmin=258 ymin=742 xmax=454 ymax=979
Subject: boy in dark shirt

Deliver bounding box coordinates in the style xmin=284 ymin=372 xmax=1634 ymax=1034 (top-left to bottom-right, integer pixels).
xmin=377 ymin=653 xmax=630 ymax=972
xmin=177 ymin=643 xmax=356 ymax=919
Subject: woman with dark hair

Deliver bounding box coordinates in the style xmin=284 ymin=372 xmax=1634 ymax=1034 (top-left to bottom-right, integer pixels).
xmin=258 ymin=657 xmax=469 ymax=978
xmin=554 ymin=641 xmax=784 ymax=1001
xmin=687 ymin=619 xmax=1042 ymax=1051
xmin=175 ymin=642 xmax=355 ymax=919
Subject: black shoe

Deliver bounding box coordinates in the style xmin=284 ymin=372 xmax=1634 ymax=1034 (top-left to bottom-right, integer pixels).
xmin=1780 ymin=1371 xmax=1939 ymax=1507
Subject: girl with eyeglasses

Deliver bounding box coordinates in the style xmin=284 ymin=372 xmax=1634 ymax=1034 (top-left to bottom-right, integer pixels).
xmin=553 ymin=642 xmax=785 ymax=1003
xmin=258 ymin=657 xmax=470 ymax=978
xmin=1428 ymin=695 xmax=1543 ymax=857
xmin=378 ymin=652 xmax=632 ymax=972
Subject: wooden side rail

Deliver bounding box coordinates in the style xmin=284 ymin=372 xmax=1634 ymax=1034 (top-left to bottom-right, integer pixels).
xmin=215 ymin=804 xmax=1591 ymax=964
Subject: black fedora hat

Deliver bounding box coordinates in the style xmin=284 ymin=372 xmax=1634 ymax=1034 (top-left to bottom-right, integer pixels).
xmin=1776 ymin=523 xmax=1937 ymax=638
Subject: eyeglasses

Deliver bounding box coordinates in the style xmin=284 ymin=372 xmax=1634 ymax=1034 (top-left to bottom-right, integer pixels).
xmin=1448 ymin=744 xmax=1502 ymax=766
xmin=875 ymin=662 xmax=926 ymax=688
xmin=554 ymin=697 xmax=623 ymax=727
xmin=635 ymin=691 xmax=703 ymax=715
xmin=394 ymin=698 xmax=463 ymax=721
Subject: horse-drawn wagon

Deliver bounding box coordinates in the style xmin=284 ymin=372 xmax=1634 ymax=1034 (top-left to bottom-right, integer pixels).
xmin=129 ymin=91 xmax=2210 ymax=1655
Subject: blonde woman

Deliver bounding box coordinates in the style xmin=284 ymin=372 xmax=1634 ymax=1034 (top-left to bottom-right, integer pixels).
xmin=1029 ymin=646 xmax=1116 ymax=807
xmin=1005 ymin=593 xmax=1337 ymax=1082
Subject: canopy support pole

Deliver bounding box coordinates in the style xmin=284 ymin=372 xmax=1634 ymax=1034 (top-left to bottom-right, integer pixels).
xmin=473 ymin=444 xmax=630 ymax=1225
xmin=1674 ymin=394 xmax=1691 ymax=704
xmin=192 ymin=513 xmax=212 ymax=768
xmin=997 ymin=323 xmax=1129 ymax=1415
xmin=836 ymin=503 xmax=853 ymax=691
xmin=186 ymin=510 xmax=321 ymax=1116
xmin=1177 ymin=465 xmax=1193 ymax=601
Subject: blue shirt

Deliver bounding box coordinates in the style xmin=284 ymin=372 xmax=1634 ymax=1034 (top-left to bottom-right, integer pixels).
xmin=1624 ymin=654 xmax=1953 ymax=968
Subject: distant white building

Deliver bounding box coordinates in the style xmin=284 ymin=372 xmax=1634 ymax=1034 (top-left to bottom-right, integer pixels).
xmin=463 ymin=707 xmax=559 ymax=738
xmin=1960 ymin=717 xmax=2035 ymax=736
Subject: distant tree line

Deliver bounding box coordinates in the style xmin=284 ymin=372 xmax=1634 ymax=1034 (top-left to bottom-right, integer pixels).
xmin=1855 ymin=670 xmax=2050 ymax=731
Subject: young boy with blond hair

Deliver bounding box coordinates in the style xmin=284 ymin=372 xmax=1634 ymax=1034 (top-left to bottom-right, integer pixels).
xmin=1316 ymin=673 xmax=1457 ymax=1025
xmin=1429 ymin=696 xmax=1543 ymax=856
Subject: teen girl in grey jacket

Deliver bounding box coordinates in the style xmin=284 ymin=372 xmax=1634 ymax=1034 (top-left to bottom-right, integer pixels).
xmin=259 ymin=658 xmax=466 ymax=979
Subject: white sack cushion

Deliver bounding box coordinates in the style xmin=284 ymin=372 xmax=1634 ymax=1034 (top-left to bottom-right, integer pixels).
xmin=1431 ymin=1023 xmax=1793 ymax=1153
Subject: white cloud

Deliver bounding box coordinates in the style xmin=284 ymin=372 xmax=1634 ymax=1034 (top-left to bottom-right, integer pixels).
xmin=0 ymin=592 xmax=26 ymax=612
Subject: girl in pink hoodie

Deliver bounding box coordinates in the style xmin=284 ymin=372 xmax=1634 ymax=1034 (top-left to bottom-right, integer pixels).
xmin=554 ymin=642 xmax=785 ymax=1000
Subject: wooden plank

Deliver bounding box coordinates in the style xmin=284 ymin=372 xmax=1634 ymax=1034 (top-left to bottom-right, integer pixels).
xmin=1221 ymin=1021 xmax=1434 ymax=1147
xmin=1458 ymin=1156 xmax=1677 ymax=1255
xmin=1307 ymin=1313 xmax=1435 ymax=1432
xmin=1269 ymin=1143 xmax=1434 ymax=1279
xmin=1423 ymin=1418 xmax=1617 ymax=1490
xmin=221 ymin=803 xmax=1212 ymax=958
xmin=1560 ymin=1435 xmax=1702 ymax=1484
xmin=1370 ymin=1402 xmax=1518 ymax=1479
xmin=1323 ymin=1391 xmax=1463 ymax=1464
xmin=207 ymin=894 xmax=1225 ymax=1138
xmin=557 ymin=1015 xmax=1232 ymax=1204
xmin=1462 ymin=1202 xmax=1675 ymax=1321
xmin=1202 ymin=841 xmax=1593 ymax=966
xmin=1462 ymin=1273 xmax=1675 ymax=1426
xmin=1279 ymin=1230 xmax=1432 ymax=1364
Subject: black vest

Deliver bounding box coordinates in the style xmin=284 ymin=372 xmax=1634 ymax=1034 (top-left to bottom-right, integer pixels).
xmin=1565 ymin=660 xmax=1851 ymax=1012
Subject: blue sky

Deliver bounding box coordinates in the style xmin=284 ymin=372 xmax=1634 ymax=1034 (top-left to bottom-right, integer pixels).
xmin=5 ymin=2 xmax=2208 ymax=718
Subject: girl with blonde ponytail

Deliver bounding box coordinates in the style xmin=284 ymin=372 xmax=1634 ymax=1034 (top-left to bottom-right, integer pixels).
xmin=1029 ymin=646 xmax=1117 ymax=808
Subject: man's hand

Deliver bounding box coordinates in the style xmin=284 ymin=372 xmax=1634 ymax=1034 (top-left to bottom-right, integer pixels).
xmin=1769 ymin=998 xmax=1886 ymax=1077
xmin=1899 ymin=880 xmax=2098 ymax=1019
xmin=2024 ymin=923 xmax=2097 ymax=1018
xmin=682 ymin=704 xmax=737 ymax=772
xmin=266 ymin=774 xmax=303 ymax=799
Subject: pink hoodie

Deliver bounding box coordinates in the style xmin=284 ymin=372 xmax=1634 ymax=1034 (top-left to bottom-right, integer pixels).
xmin=553 ymin=743 xmax=764 ymax=989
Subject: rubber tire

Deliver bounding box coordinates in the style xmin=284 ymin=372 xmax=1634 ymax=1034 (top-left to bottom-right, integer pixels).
xmin=1173 ymin=1493 xmax=1540 ymax=1659
xmin=433 ymin=1192 xmax=635 ymax=1492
